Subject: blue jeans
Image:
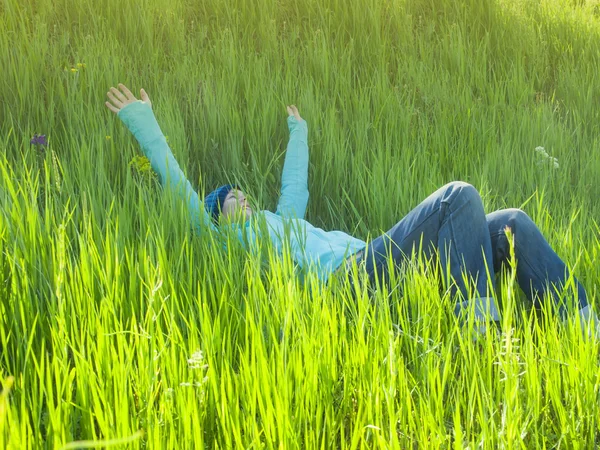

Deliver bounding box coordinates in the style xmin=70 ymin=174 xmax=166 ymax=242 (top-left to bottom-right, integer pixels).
xmin=354 ymin=181 xmax=588 ymax=321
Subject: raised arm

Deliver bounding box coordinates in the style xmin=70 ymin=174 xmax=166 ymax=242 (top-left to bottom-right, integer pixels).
xmin=275 ymin=105 xmax=309 ymax=219
xmin=105 ymin=84 xmax=216 ymax=235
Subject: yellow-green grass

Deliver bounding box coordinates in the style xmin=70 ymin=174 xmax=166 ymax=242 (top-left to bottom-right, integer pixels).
xmin=1 ymin=0 xmax=600 ymax=447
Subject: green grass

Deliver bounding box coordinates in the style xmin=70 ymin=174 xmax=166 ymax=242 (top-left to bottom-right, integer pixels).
xmin=2 ymin=0 xmax=600 ymax=447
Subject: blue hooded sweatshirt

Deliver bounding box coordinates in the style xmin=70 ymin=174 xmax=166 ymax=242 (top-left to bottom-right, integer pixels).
xmin=117 ymin=101 xmax=367 ymax=284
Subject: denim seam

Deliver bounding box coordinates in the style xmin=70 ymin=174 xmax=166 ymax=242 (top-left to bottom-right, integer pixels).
xmin=445 ymin=197 xmax=482 ymax=298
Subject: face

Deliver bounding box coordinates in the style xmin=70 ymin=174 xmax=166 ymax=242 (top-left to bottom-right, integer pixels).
xmin=220 ymin=189 xmax=253 ymax=223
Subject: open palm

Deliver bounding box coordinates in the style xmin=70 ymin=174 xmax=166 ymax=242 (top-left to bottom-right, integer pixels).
xmin=105 ymin=83 xmax=152 ymax=114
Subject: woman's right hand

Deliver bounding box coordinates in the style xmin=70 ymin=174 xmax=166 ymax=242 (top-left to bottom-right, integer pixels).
xmin=105 ymin=83 xmax=152 ymax=114
xmin=286 ymin=105 xmax=302 ymax=121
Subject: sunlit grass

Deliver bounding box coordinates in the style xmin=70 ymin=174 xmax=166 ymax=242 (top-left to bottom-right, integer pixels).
xmin=1 ymin=0 xmax=600 ymax=447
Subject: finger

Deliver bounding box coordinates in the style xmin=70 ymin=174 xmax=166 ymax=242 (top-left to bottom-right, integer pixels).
xmin=107 ymin=91 xmax=123 ymax=108
xmin=118 ymin=83 xmax=136 ymax=101
xmin=140 ymin=88 xmax=151 ymax=104
xmin=286 ymin=106 xmax=293 ymax=116
xmin=110 ymin=86 xmax=127 ymax=103
xmin=105 ymin=101 xmax=119 ymax=114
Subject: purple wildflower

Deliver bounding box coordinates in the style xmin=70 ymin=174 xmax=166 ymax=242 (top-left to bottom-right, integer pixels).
xmin=30 ymin=134 xmax=48 ymax=147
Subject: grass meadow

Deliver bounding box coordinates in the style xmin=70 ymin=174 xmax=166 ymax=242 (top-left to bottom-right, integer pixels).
xmin=2 ymin=0 xmax=600 ymax=447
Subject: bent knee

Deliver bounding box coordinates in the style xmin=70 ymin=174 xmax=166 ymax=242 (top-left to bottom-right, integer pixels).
xmin=498 ymin=208 xmax=533 ymax=231
xmin=505 ymin=208 xmax=530 ymax=222
xmin=445 ymin=181 xmax=479 ymax=200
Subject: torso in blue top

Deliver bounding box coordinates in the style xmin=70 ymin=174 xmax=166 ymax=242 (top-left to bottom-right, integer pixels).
xmin=235 ymin=210 xmax=367 ymax=283
xmin=117 ymin=101 xmax=367 ymax=284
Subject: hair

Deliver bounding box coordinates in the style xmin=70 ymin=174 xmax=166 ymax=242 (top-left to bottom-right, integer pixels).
xmin=203 ymin=184 xmax=241 ymax=224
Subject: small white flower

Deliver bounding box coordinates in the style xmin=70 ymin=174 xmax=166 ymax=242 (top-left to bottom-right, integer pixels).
xmin=534 ymin=146 xmax=559 ymax=170
xmin=187 ymin=350 xmax=208 ymax=370
xmin=180 ymin=382 xmax=192 ymax=387
xmin=534 ymin=146 xmax=548 ymax=158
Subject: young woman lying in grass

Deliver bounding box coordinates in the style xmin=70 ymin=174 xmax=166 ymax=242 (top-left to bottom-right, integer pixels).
xmin=106 ymin=83 xmax=600 ymax=340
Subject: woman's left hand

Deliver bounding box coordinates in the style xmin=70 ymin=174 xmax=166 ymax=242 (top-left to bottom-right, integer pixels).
xmin=105 ymin=83 xmax=152 ymax=114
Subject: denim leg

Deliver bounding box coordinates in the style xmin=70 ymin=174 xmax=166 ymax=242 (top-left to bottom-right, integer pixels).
xmin=486 ymin=208 xmax=588 ymax=317
xmin=361 ymin=181 xmax=499 ymax=320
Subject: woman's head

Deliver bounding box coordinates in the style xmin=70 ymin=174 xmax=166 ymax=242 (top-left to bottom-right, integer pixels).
xmin=204 ymin=184 xmax=252 ymax=225
xmin=221 ymin=188 xmax=252 ymax=223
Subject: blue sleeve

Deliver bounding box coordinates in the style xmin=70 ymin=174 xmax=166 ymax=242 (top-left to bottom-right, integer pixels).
xmin=275 ymin=116 xmax=309 ymax=219
xmin=117 ymin=101 xmax=217 ymax=236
